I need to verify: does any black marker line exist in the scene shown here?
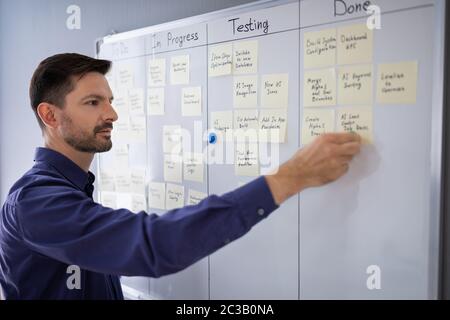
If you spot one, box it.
[300,4,433,30]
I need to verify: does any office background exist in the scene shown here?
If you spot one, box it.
[1,0,450,299]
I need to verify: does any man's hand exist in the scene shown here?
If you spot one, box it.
[265,132,362,205]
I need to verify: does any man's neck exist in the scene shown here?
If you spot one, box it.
[44,139,94,173]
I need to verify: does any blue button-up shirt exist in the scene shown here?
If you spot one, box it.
[0,147,278,299]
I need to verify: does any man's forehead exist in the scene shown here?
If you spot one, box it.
[70,72,112,96]
[72,71,107,85]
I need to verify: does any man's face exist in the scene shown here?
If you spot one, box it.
[57,72,117,153]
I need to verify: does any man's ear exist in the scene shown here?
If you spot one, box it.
[36,103,59,129]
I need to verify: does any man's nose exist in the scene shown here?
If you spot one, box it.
[105,102,118,122]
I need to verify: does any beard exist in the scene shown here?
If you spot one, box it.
[60,114,113,153]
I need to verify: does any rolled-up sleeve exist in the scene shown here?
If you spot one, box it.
[14,176,278,278]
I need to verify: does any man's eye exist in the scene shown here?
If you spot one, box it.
[87,100,99,106]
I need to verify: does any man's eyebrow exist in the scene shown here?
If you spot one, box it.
[80,94,114,102]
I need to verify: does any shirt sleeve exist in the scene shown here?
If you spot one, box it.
[14,176,279,277]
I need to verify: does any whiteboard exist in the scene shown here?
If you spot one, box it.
[96,0,447,299]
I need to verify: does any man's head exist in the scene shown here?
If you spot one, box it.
[30,53,117,153]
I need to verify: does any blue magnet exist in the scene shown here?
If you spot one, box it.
[208,132,217,144]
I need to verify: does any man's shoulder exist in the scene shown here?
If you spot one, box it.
[5,163,76,207]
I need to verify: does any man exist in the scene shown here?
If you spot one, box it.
[0,53,361,299]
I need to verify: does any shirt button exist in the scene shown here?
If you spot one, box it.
[257,208,265,216]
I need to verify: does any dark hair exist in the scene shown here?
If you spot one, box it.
[29,53,111,129]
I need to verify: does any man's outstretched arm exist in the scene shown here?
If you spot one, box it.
[10,132,360,277]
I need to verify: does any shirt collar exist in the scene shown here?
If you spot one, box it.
[34,147,95,191]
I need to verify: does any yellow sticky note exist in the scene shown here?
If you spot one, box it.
[131,194,147,213]
[130,168,146,195]
[181,86,202,116]
[336,107,373,144]
[261,74,289,108]
[100,192,117,209]
[187,189,208,205]
[376,61,418,105]
[234,109,259,142]
[170,55,189,85]
[211,111,233,142]
[235,142,259,177]
[337,24,373,65]
[234,75,258,108]
[147,87,165,116]
[148,182,166,210]
[148,58,166,87]
[304,28,337,69]
[301,109,335,145]
[183,152,204,183]
[128,88,145,116]
[162,125,182,154]
[338,65,373,105]
[113,144,129,169]
[259,109,288,143]
[163,154,182,184]
[303,68,336,107]
[208,43,233,77]
[112,115,130,142]
[114,170,132,193]
[129,115,146,142]
[166,183,185,210]
[112,97,130,142]
[113,90,130,117]
[233,40,258,74]
[117,65,134,89]
[99,170,115,192]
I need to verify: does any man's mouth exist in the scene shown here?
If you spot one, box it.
[96,125,113,132]
[96,129,112,137]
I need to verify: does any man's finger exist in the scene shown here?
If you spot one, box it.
[337,155,354,164]
[323,132,361,145]
[336,141,361,156]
